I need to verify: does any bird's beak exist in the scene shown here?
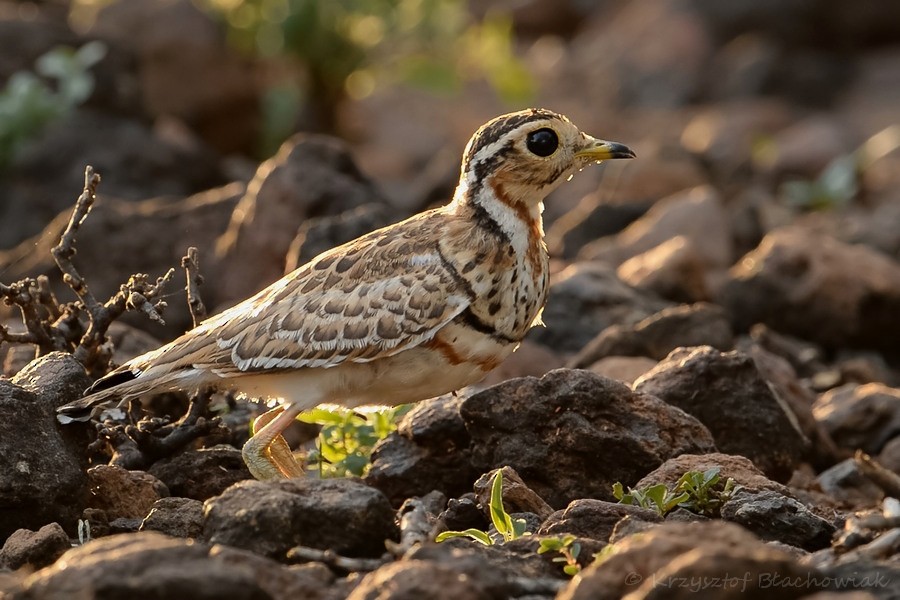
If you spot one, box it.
[575,136,636,162]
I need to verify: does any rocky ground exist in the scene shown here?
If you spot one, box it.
[2,0,900,598]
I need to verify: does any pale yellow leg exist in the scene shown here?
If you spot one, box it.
[242,404,305,480]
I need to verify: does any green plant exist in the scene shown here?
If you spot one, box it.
[538,534,582,576]
[675,468,737,517]
[0,42,106,169]
[298,404,410,478]
[780,154,858,211]
[613,468,738,517]
[198,0,533,151]
[435,469,530,545]
[612,481,689,516]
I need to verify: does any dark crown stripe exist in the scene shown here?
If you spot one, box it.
[463,108,561,170]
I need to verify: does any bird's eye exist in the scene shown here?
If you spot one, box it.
[525,128,559,157]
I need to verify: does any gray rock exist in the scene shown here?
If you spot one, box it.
[570,302,733,368]
[720,489,836,551]
[636,453,791,496]
[816,459,885,509]
[366,395,477,506]
[460,369,716,507]
[345,559,493,600]
[149,445,252,501]
[634,347,809,481]
[203,478,397,560]
[0,523,70,570]
[139,497,203,538]
[0,353,91,539]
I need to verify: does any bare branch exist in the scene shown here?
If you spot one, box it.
[286,546,389,572]
[51,166,102,309]
[181,247,206,328]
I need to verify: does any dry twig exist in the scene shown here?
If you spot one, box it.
[286,546,390,572]
[181,246,206,327]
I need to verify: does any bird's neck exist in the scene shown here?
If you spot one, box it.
[451,174,545,259]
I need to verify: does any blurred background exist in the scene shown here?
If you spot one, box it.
[2,0,900,364]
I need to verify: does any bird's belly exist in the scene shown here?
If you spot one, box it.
[227,326,515,410]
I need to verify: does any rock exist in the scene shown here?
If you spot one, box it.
[546,196,652,260]
[285,203,401,272]
[721,227,900,352]
[0,353,90,539]
[634,347,809,481]
[214,135,386,306]
[878,436,900,474]
[816,459,884,509]
[139,497,203,538]
[345,559,493,600]
[1,109,225,249]
[366,395,477,506]
[557,520,822,600]
[570,302,733,368]
[472,467,554,521]
[0,183,243,338]
[90,0,260,154]
[744,342,843,469]
[203,478,397,560]
[478,340,566,389]
[148,445,252,501]
[617,236,712,303]
[17,531,333,600]
[720,489,836,551]
[0,523,70,570]
[813,383,900,455]
[579,186,733,270]
[636,453,791,496]
[587,356,658,385]
[527,262,670,354]
[460,369,716,507]
[761,116,848,178]
[87,465,169,521]
[539,499,662,543]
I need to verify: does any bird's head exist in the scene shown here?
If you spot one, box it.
[457,108,635,208]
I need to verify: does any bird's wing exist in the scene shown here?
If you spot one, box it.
[133,213,472,379]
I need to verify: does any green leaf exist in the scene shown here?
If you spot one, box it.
[435,529,493,545]
[612,482,625,501]
[489,470,512,540]
[563,564,580,576]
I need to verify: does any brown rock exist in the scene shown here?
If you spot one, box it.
[346,559,492,600]
[460,369,716,507]
[636,453,790,496]
[813,383,900,455]
[215,135,385,306]
[87,465,169,521]
[202,478,398,560]
[557,520,819,600]
[479,340,566,388]
[539,499,662,543]
[0,523,70,570]
[148,445,252,501]
[139,497,203,538]
[721,227,900,352]
[617,236,711,302]
[570,302,733,368]
[579,185,733,269]
[528,262,670,354]
[588,356,658,385]
[18,531,332,600]
[634,347,810,481]
[472,467,554,521]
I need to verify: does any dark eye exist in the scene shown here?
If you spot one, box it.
[526,128,559,157]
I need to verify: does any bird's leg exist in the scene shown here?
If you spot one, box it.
[243,404,305,480]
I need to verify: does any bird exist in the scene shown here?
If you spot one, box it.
[57,108,635,480]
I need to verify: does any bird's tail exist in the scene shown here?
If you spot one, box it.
[56,366,143,423]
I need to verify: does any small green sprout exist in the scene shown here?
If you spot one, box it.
[298,404,410,478]
[436,469,530,545]
[538,534,582,576]
[613,468,738,517]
